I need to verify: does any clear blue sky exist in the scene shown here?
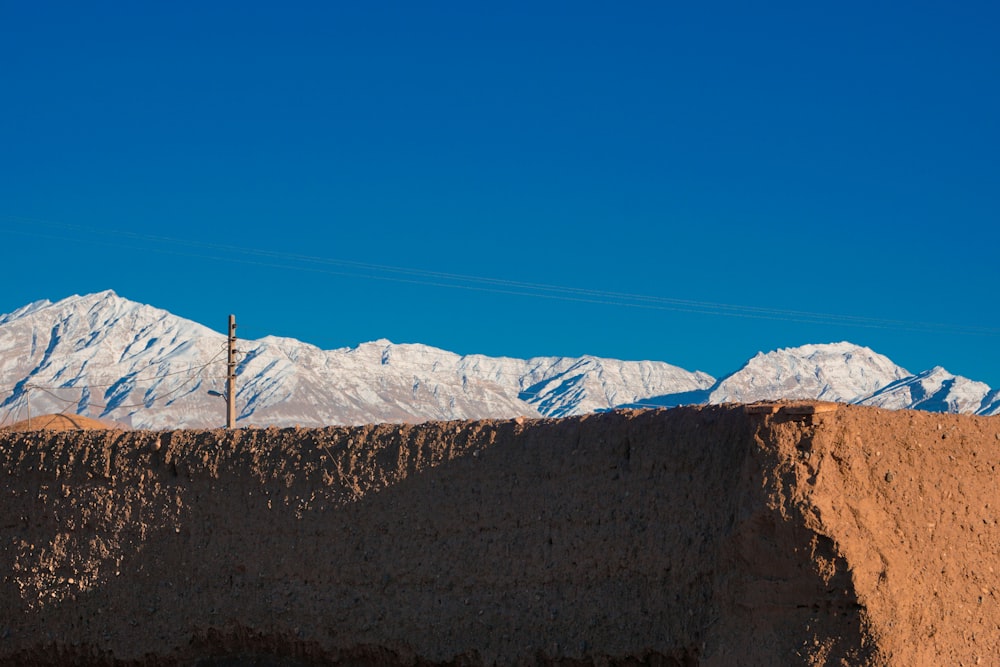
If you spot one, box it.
[2,1,998,385]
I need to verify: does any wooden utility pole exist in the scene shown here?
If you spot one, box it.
[226,314,237,429]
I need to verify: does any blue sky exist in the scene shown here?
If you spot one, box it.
[2,1,999,385]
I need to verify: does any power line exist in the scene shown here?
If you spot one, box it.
[17,347,229,414]
[54,342,233,390]
[10,343,701,422]
[3,215,998,337]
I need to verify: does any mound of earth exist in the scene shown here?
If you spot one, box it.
[0,403,997,665]
[1,413,124,432]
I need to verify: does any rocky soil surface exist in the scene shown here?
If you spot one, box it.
[0,404,998,665]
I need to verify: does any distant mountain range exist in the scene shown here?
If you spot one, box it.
[0,291,996,429]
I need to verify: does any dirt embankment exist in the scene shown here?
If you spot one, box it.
[0,404,997,666]
[1,413,122,432]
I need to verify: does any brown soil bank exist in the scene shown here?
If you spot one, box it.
[0,404,998,666]
[2,413,122,432]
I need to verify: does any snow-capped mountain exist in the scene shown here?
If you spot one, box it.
[857,366,997,415]
[0,291,995,429]
[0,291,714,428]
[708,342,911,405]
[706,342,1000,416]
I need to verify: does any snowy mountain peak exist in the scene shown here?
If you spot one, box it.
[78,288,119,303]
[709,342,911,405]
[0,298,51,326]
[0,292,995,428]
[858,365,994,414]
[0,292,716,428]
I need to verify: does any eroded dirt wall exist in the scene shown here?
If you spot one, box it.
[0,405,997,665]
[780,408,1000,665]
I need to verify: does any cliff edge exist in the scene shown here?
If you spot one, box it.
[0,404,997,665]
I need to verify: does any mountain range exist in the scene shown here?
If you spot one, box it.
[1,290,997,429]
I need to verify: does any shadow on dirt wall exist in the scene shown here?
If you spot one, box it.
[1,408,869,665]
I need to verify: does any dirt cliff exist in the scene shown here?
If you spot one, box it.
[0,404,997,665]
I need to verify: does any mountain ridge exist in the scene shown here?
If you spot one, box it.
[0,290,995,428]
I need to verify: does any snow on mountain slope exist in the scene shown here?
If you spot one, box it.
[454,352,715,417]
[708,342,912,405]
[0,293,994,427]
[0,291,226,428]
[0,298,51,326]
[857,366,995,414]
[0,292,714,428]
[229,339,715,425]
[232,337,541,427]
[979,390,1000,416]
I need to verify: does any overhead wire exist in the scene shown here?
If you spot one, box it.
[1,215,996,421]
[51,342,232,390]
[18,346,230,415]
[11,339,696,423]
[3,215,999,337]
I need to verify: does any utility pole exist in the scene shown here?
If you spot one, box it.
[226,314,237,429]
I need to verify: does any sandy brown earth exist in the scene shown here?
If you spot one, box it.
[0,403,997,665]
[1,413,122,432]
